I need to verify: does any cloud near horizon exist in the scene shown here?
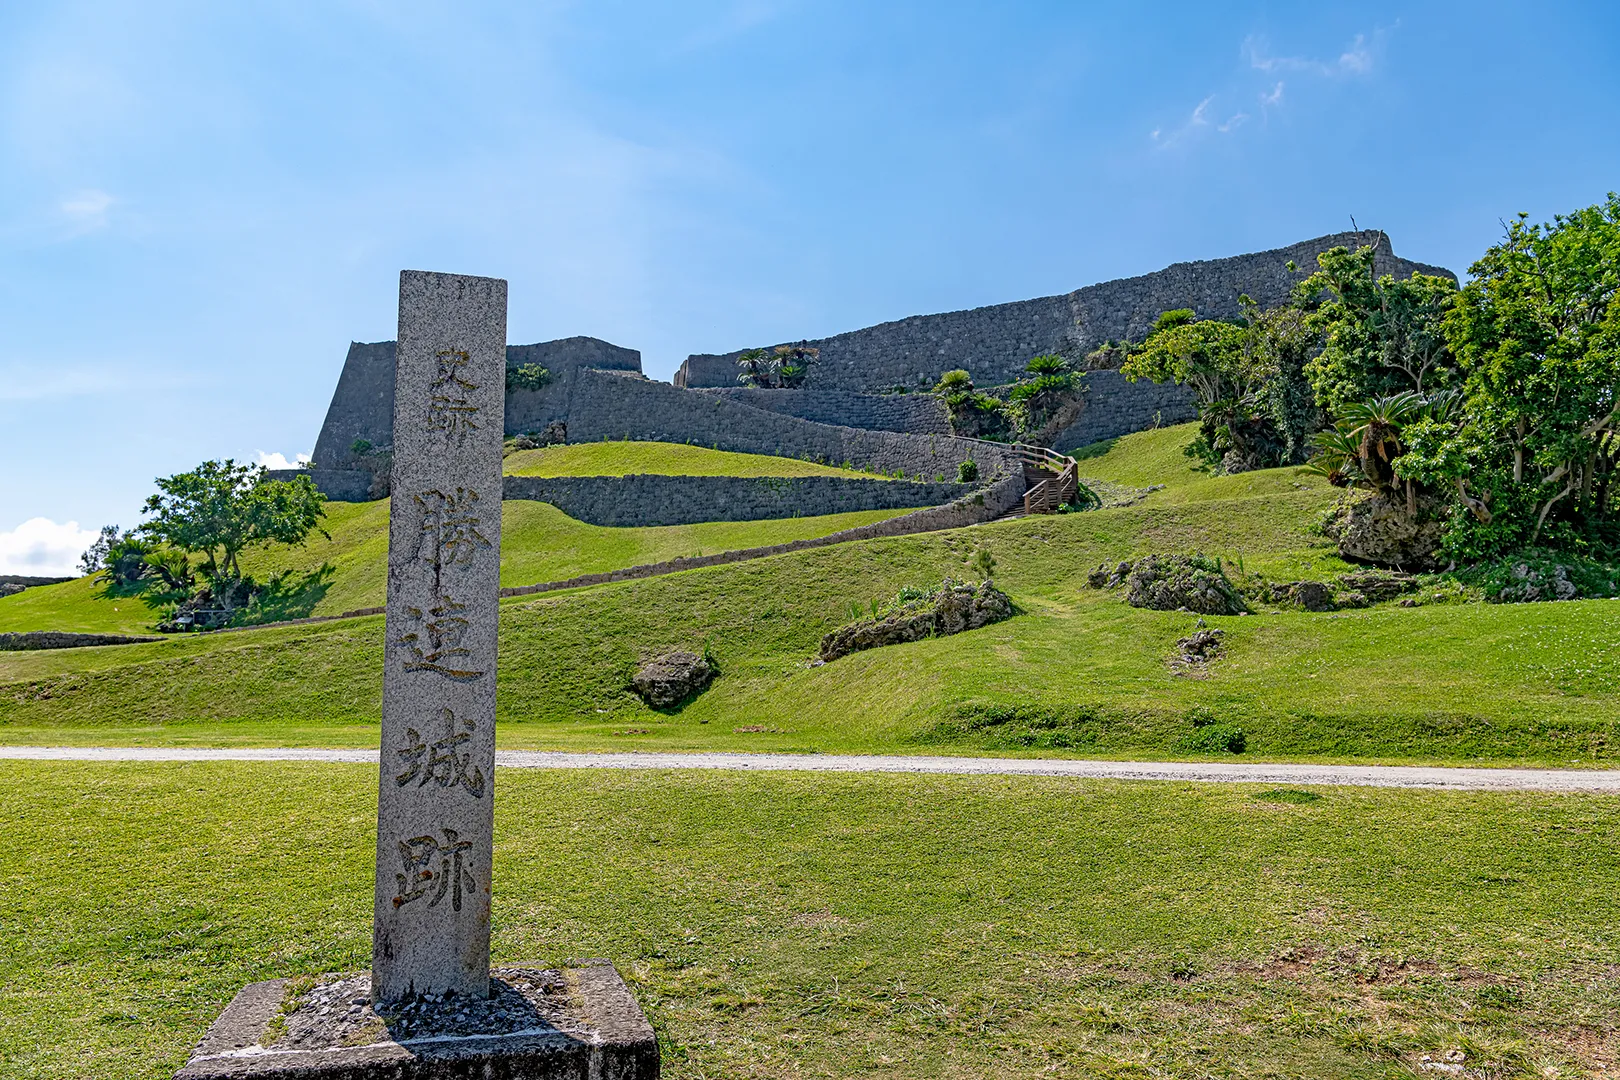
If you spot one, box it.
[256,451,312,471]
[0,517,99,577]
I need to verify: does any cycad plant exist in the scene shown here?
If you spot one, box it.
[1307,390,1465,517]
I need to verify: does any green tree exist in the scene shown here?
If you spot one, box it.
[1123,310,1261,467]
[1246,302,1321,465]
[1433,195,1620,554]
[78,525,121,575]
[932,369,1010,440]
[1006,354,1081,440]
[140,461,329,584]
[1295,243,1460,415]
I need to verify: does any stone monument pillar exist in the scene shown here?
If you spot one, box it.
[176,271,657,1079]
[372,270,507,1002]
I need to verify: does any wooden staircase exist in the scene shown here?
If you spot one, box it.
[1013,443,1081,515]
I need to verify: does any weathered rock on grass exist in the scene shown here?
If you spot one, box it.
[1497,562,1581,603]
[1105,556,1247,616]
[1324,491,1446,571]
[1175,628,1224,664]
[819,580,1013,662]
[631,650,716,708]
[1337,569,1418,602]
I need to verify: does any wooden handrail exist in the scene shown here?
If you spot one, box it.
[1017,442,1081,515]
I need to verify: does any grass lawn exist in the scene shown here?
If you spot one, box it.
[503,440,888,479]
[2,762,1615,1078]
[3,424,1617,765]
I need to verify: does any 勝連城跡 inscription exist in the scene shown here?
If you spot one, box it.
[373,271,507,1003]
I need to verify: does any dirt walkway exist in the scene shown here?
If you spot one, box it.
[2,746,1617,792]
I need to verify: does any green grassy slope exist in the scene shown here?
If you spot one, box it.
[504,439,886,478]
[6,762,1617,1078]
[0,502,912,635]
[4,424,1618,763]
[0,440,919,635]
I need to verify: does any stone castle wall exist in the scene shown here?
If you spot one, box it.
[696,387,953,434]
[310,336,642,470]
[566,369,1020,481]
[1053,371,1199,453]
[501,473,972,527]
[675,231,1454,392]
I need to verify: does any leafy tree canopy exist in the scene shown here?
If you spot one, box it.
[140,460,328,583]
[1425,194,1620,555]
[1294,243,1460,414]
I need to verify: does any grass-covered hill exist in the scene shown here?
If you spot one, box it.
[4,423,1618,764]
[502,439,891,479]
[0,442,918,635]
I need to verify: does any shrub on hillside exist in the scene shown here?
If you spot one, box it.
[1458,551,1620,603]
[505,363,551,392]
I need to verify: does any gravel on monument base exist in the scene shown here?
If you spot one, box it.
[2,746,1618,792]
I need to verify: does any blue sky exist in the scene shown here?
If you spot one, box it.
[2,1,1617,574]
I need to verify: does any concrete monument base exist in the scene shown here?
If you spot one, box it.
[175,962,658,1079]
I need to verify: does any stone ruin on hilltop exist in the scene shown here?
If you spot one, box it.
[279,231,1452,531]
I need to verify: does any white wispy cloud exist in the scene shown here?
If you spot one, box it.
[1243,32,1380,77]
[0,518,99,577]
[1151,95,1213,147]
[1152,96,1255,146]
[60,188,113,231]
[255,451,311,471]
[1260,81,1285,107]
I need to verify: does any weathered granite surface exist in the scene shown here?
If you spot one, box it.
[374,270,507,1002]
[173,963,658,1079]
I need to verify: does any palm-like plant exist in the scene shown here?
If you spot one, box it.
[1336,392,1428,489]
[1308,390,1467,515]
[1304,426,1365,486]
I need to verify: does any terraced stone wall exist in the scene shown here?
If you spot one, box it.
[566,370,1019,481]
[501,474,973,527]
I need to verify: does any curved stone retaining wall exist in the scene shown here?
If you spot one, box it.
[501,470,1025,599]
[0,631,161,650]
[567,369,1019,480]
[226,472,1028,632]
[501,474,973,527]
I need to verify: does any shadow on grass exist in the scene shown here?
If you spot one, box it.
[233,565,337,626]
[92,578,185,617]
[1070,437,1119,461]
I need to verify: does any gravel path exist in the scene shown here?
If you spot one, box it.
[2,746,1617,792]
